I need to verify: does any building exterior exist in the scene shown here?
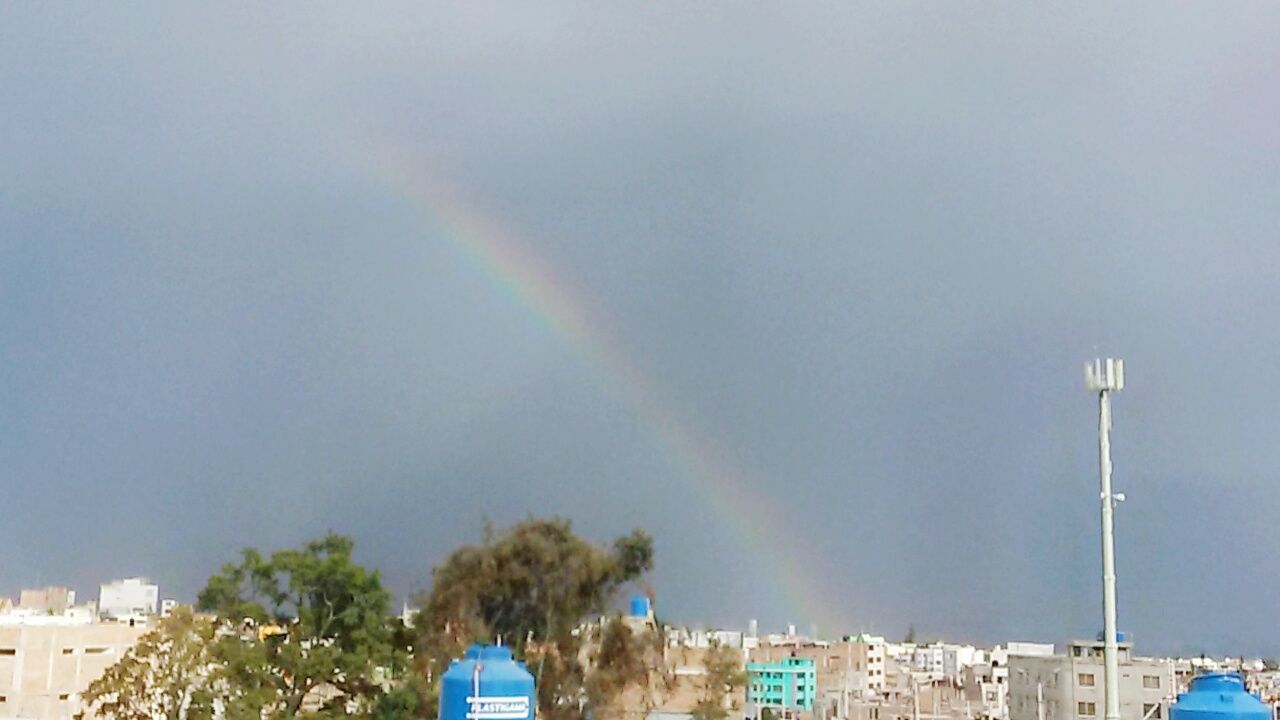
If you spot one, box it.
[963,662,1007,720]
[17,588,75,615]
[1008,641,1175,720]
[877,668,972,720]
[97,578,158,621]
[748,657,818,713]
[1006,643,1056,658]
[908,644,981,679]
[0,583,161,720]
[0,617,148,719]
[914,645,948,676]
[749,635,888,719]
[753,636,887,692]
[959,642,1055,720]
[846,635,888,694]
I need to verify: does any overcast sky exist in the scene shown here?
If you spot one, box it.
[3,3,1280,656]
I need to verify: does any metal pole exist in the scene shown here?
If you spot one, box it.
[1088,358,1124,720]
[1099,389,1120,720]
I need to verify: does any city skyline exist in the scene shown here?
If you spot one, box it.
[4,3,1280,657]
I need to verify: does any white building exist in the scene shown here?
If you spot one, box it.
[907,643,982,680]
[914,645,947,675]
[963,662,1007,720]
[665,626,750,651]
[1006,643,1056,658]
[885,642,915,664]
[98,578,159,620]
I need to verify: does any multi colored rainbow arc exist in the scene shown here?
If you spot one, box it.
[367,141,844,633]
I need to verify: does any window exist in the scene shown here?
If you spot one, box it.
[1078,673,1095,687]
[85,647,109,655]
[1078,702,1097,717]
[62,648,74,655]
[0,649,14,656]
[1144,704,1162,719]
[58,694,69,701]
[1143,676,1161,689]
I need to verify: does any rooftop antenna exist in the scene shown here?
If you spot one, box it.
[1086,358,1125,720]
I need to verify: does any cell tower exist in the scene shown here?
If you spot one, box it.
[1085,358,1124,720]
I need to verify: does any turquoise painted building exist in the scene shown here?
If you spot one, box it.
[746,657,816,711]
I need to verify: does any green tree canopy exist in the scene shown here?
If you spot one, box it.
[197,533,406,718]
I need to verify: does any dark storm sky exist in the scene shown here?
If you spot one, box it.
[3,3,1280,656]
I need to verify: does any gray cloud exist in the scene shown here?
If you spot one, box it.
[2,2,1280,655]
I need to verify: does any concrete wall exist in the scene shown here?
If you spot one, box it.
[15,589,74,615]
[0,622,148,720]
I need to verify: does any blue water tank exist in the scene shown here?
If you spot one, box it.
[440,645,535,720]
[1171,673,1269,720]
[630,595,651,618]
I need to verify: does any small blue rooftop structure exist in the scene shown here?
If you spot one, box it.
[1171,673,1268,720]
[440,645,535,720]
[630,595,651,618]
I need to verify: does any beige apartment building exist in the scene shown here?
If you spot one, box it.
[0,620,147,720]
[1008,640,1175,720]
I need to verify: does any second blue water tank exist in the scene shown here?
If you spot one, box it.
[1171,673,1268,720]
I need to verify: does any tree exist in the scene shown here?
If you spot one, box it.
[584,620,647,713]
[78,607,220,720]
[904,625,917,644]
[690,643,746,720]
[416,518,654,720]
[420,519,653,653]
[584,619,673,720]
[371,676,427,720]
[197,533,405,718]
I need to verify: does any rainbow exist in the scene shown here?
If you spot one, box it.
[365,141,845,634]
